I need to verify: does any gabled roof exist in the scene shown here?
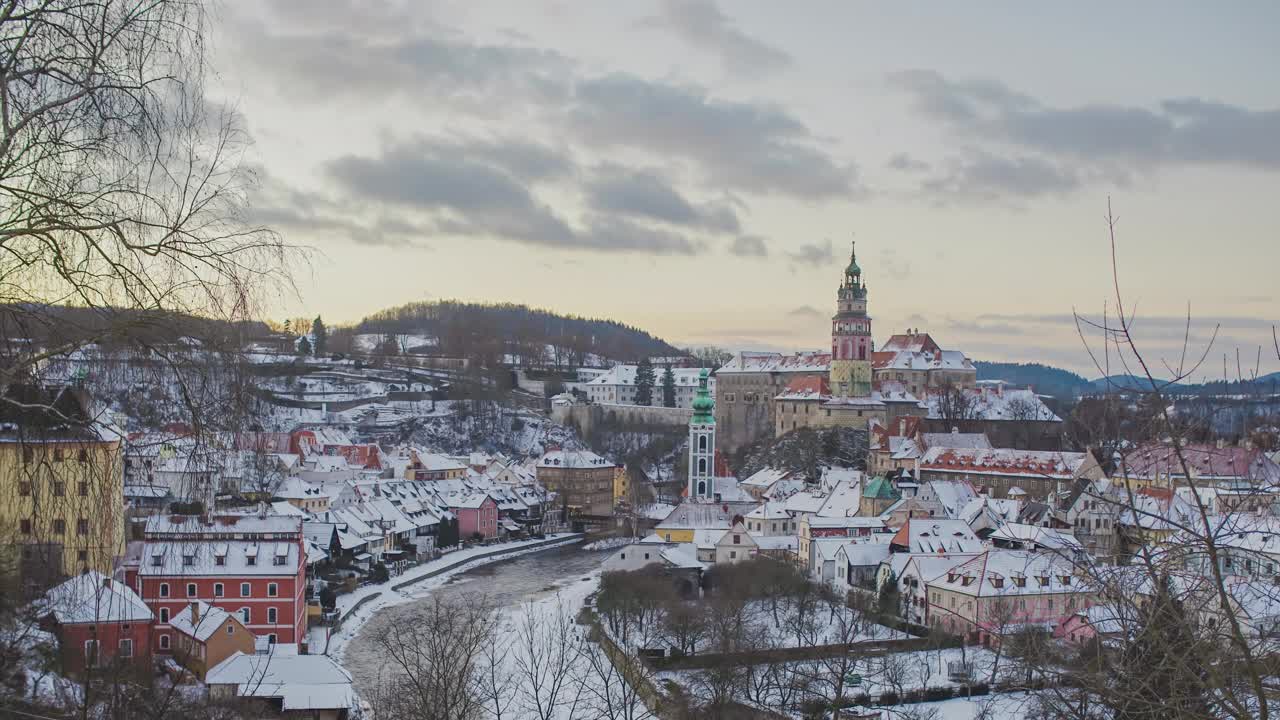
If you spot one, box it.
[863,475,901,500]
[169,601,242,642]
[716,351,830,374]
[44,571,152,625]
[890,518,983,554]
[206,652,355,711]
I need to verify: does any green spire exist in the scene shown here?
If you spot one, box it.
[691,368,715,423]
[846,240,861,277]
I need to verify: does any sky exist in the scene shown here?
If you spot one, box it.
[210,1,1280,379]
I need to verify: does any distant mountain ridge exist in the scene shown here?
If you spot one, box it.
[976,360,1280,398]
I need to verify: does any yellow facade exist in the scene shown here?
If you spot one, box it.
[0,440,125,594]
[656,528,696,543]
[829,359,872,397]
[613,466,629,506]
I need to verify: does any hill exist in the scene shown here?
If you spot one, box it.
[351,300,684,368]
[974,361,1091,399]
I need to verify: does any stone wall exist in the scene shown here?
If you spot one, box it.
[552,403,692,436]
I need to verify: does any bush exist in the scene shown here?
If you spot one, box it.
[370,563,389,583]
[878,692,898,705]
[965,683,990,696]
[924,687,954,702]
[319,586,337,610]
[851,694,870,706]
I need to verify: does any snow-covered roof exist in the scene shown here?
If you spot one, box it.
[206,652,355,711]
[874,348,974,372]
[586,364,711,387]
[145,514,302,537]
[891,519,984,554]
[138,539,301,577]
[169,601,241,642]
[919,447,1091,479]
[933,550,1086,598]
[414,451,467,472]
[656,501,758,530]
[274,477,324,500]
[920,432,993,451]
[816,479,863,518]
[989,523,1083,551]
[745,501,791,520]
[925,386,1061,423]
[741,468,790,489]
[44,571,152,625]
[717,351,830,374]
[661,544,706,570]
[537,449,615,469]
[836,538,893,567]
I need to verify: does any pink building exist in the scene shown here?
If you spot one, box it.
[42,571,154,678]
[450,493,499,540]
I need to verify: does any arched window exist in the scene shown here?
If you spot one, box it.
[697,481,706,496]
[698,436,707,451]
[858,344,866,360]
[698,458,707,474]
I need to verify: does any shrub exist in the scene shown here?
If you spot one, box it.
[878,692,899,705]
[925,687,954,702]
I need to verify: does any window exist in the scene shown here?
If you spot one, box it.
[19,519,31,535]
[159,607,169,623]
[76,518,88,536]
[84,640,99,665]
[214,583,224,598]
[183,555,194,567]
[159,583,169,598]
[18,482,31,496]
[268,634,277,645]
[733,534,741,545]
[77,550,88,562]
[215,555,226,566]
[729,551,737,560]
[246,556,256,567]
[186,583,197,597]
[267,607,278,624]
[240,607,250,624]
[118,639,133,658]
[273,556,286,566]
[644,553,650,560]
[77,481,88,497]
[52,519,65,534]
[267,583,278,597]
[240,583,250,597]
[159,634,170,650]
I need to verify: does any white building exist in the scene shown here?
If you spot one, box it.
[585,364,715,407]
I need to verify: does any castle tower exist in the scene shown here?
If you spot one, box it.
[829,241,873,397]
[688,369,716,501]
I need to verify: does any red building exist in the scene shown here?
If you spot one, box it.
[290,428,382,469]
[125,515,307,653]
[450,493,499,540]
[42,571,154,677]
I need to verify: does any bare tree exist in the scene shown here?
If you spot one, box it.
[511,596,587,720]
[369,596,495,720]
[934,381,979,427]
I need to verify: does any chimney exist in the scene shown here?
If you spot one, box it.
[190,602,200,625]
[898,418,906,436]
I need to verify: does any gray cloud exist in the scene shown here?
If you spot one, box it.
[585,165,739,232]
[569,73,858,199]
[787,305,824,318]
[921,150,1082,201]
[729,235,768,257]
[887,152,931,172]
[787,239,835,268]
[642,0,791,77]
[891,69,1280,172]
[323,137,699,254]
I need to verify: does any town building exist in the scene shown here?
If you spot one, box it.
[126,514,307,653]
[536,449,616,516]
[872,331,977,397]
[688,369,717,501]
[1,386,125,595]
[41,570,153,678]
[584,364,714,407]
[917,446,1104,501]
[713,351,830,452]
[167,600,255,680]
[207,651,356,719]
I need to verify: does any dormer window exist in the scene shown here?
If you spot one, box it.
[947,572,958,583]
[1013,575,1027,588]
[961,575,974,587]
[1037,576,1049,587]
[1059,575,1072,585]
[990,575,1005,589]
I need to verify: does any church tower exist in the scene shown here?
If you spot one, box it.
[829,241,873,397]
[688,369,716,501]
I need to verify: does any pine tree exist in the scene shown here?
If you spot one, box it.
[1112,574,1210,720]
[634,357,655,406]
[661,365,677,407]
[297,336,312,356]
[311,316,327,356]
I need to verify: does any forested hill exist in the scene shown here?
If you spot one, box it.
[975,361,1091,399]
[353,300,684,366]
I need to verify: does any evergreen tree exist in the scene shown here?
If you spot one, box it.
[282,318,292,336]
[1112,574,1210,720]
[661,365,677,407]
[296,336,312,356]
[312,316,327,356]
[634,357,656,406]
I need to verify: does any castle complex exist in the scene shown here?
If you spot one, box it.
[714,242,978,452]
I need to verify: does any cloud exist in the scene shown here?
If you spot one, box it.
[890,68,1280,172]
[787,305,825,318]
[876,247,912,281]
[584,165,739,232]
[887,152,931,172]
[786,239,835,268]
[920,150,1082,201]
[568,73,859,199]
[642,0,791,77]
[321,136,700,254]
[728,235,768,257]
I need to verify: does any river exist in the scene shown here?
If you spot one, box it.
[341,542,609,695]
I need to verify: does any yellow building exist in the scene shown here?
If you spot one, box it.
[0,387,125,597]
[612,466,630,508]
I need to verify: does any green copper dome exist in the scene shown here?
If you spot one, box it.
[691,368,715,422]
[846,241,861,277]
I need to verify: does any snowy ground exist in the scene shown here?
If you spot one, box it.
[326,534,584,660]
